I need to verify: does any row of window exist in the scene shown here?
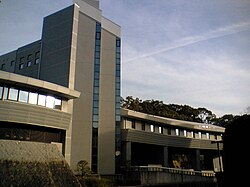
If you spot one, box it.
[19,58,40,70]
[130,120,222,140]
[18,51,40,70]
[0,58,40,71]
[0,86,62,110]
[0,60,15,70]
[0,51,40,71]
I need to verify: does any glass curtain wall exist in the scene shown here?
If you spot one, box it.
[91,22,101,173]
[115,37,121,173]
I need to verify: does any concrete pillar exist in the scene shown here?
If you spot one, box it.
[192,149,201,171]
[163,146,169,167]
[125,141,131,166]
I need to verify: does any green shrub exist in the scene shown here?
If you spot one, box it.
[77,176,116,187]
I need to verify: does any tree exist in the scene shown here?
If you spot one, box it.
[77,160,92,177]
[121,96,218,124]
[211,114,240,128]
[197,107,216,124]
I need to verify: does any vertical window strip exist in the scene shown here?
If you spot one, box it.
[115,37,121,173]
[91,22,101,173]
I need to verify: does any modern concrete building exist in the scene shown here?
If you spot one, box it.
[120,108,225,173]
[0,0,121,175]
[0,0,225,180]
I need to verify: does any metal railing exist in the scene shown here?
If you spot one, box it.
[122,166,216,177]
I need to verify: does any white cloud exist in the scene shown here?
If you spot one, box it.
[124,20,250,63]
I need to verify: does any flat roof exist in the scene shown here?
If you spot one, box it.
[121,108,225,133]
[0,71,80,100]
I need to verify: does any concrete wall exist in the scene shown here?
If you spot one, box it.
[14,41,41,79]
[70,10,97,170]
[98,29,117,174]
[0,51,16,73]
[0,0,121,176]
[122,129,221,150]
[40,6,75,87]
[0,100,71,130]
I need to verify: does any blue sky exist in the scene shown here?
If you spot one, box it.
[0,0,250,117]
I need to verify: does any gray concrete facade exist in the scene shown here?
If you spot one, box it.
[121,108,225,173]
[0,0,121,175]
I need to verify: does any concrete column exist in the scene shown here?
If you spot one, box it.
[163,146,169,167]
[125,141,131,166]
[192,149,201,171]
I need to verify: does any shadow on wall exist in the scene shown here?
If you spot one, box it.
[222,114,250,187]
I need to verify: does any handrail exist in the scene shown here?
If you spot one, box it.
[121,166,216,177]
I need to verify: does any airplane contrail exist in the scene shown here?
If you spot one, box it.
[124,20,250,63]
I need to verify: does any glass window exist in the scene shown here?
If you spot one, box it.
[3,87,9,99]
[94,72,99,79]
[11,61,15,66]
[115,89,120,96]
[96,32,101,39]
[93,122,98,128]
[116,108,121,115]
[116,39,120,47]
[8,88,18,101]
[150,125,155,132]
[95,58,100,65]
[18,90,28,103]
[159,126,162,134]
[93,87,99,94]
[198,132,202,139]
[93,107,99,115]
[176,129,179,136]
[93,100,99,108]
[191,131,194,138]
[54,98,61,109]
[184,130,187,137]
[27,61,32,67]
[95,45,100,52]
[28,92,38,105]
[93,93,99,101]
[95,40,100,46]
[115,115,121,121]
[116,53,120,59]
[115,103,120,109]
[19,63,24,70]
[35,58,40,64]
[0,86,3,99]
[46,95,55,108]
[95,52,100,59]
[93,114,99,122]
[94,64,100,72]
[94,80,99,86]
[38,94,46,106]
[206,132,210,139]
[132,120,135,129]
[116,76,120,83]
